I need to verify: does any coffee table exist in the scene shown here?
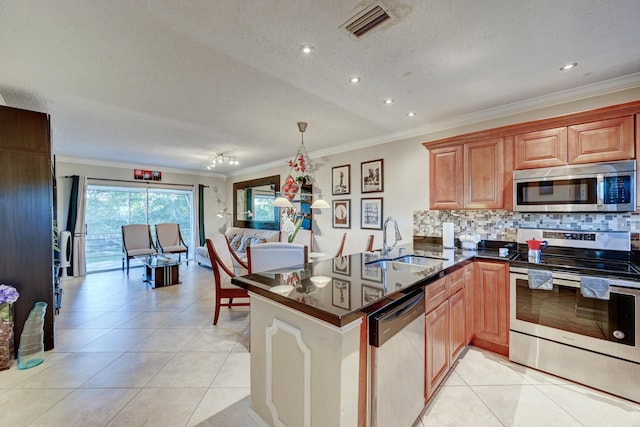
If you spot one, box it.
[134,254,186,288]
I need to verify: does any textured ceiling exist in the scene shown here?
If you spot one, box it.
[1,0,640,174]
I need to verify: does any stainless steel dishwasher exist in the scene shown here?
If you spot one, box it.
[369,289,425,427]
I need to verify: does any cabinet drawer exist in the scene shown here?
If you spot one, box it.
[425,277,448,313]
[446,267,465,297]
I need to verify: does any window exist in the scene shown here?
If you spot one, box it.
[85,184,194,272]
[253,191,276,222]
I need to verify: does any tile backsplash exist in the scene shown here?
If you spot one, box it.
[413,210,640,242]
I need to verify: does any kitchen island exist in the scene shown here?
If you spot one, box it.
[232,243,481,427]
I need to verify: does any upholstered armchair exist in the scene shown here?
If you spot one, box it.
[155,223,189,263]
[121,224,156,274]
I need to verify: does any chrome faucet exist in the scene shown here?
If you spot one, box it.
[381,216,402,257]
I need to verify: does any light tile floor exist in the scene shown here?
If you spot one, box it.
[1,264,638,426]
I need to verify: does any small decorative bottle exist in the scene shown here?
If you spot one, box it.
[17,302,47,370]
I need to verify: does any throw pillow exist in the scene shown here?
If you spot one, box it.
[237,235,251,253]
[229,234,243,251]
[250,237,267,246]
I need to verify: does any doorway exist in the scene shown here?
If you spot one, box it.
[85,184,194,272]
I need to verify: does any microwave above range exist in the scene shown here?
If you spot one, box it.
[513,160,636,212]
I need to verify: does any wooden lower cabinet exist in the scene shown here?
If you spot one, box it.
[472,261,509,356]
[464,263,475,344]
[449,289,466,362]
[425,299,449,399]
[425,271,468,400]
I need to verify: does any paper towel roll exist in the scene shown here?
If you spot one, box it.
[442,222,455,248]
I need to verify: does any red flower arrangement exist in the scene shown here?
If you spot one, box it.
[288,154,306,173]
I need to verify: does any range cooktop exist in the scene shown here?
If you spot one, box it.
[512,252,640,275]
[513,228,640,279]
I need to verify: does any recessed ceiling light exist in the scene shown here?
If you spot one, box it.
[300,44,314,54]
[349,76,361,84]
[560,62,578,71]
[407,112,416,117]
[384,98,394,105]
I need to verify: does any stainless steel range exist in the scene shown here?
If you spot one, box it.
[509,229,640,403]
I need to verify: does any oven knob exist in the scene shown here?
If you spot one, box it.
[613,330,625,340]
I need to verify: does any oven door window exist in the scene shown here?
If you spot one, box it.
[515,278,635,346]
[516,178,597,206]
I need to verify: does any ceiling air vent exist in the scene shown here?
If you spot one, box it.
[340,1,396,38]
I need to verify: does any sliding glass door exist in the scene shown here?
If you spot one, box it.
[85,184,193,272]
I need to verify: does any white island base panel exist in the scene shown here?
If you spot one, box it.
[247,293,364,427]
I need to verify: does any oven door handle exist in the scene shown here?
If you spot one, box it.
[510,272,580,289]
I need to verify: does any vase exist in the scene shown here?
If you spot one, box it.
[18,302,47,370]
[0,303,14,371]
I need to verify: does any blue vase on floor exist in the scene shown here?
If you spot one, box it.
[18,302,47,370]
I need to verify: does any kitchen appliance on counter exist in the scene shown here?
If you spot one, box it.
[458,232,482,250]
[510,228,640,402]
[513,160,636,212]
[368,289,425,427]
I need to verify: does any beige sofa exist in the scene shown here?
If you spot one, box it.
[196,227,280,268]
[196,226,313,268]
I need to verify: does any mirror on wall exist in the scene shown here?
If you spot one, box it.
[233,175,281,230]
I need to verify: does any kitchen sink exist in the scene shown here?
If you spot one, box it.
[365,259,396,269]
[394,255,447,268]
[365,256,444,272]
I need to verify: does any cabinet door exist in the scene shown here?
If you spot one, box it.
[464,138,504,209]
[464,263,475,345]
[567,115,634,164]
[425,276,448,314]
[449,289,466,363]
[0,106,54,352]
[474,261,509,347]
[425,300,449,399]
[429,145,464,210]
[514,127,568,169]
[446,267,465,297]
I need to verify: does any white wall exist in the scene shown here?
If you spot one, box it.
[55,160,228,244]
[227,138,429,255]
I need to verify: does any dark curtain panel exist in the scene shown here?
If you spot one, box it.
[66,175,79,276]
[198,184,206,246]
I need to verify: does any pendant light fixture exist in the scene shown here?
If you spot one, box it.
[272,122,329,210]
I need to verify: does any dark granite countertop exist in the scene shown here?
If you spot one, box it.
[231,239,516,327]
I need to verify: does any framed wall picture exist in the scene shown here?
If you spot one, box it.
[361,197,383,230]
[332,199,350,228]
[362,284,384,305]
[333,255,351,275]
[332,164,350,195]
[361,252,383,282]
[361,159,383,193]
[332,279,351,310]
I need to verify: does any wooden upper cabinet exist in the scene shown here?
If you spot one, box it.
[429,145,463,210]
[567,115,634,164]
[464,138,504,209]
[514,127,568,169]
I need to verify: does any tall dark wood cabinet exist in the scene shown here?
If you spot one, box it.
[0,105,54,352]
